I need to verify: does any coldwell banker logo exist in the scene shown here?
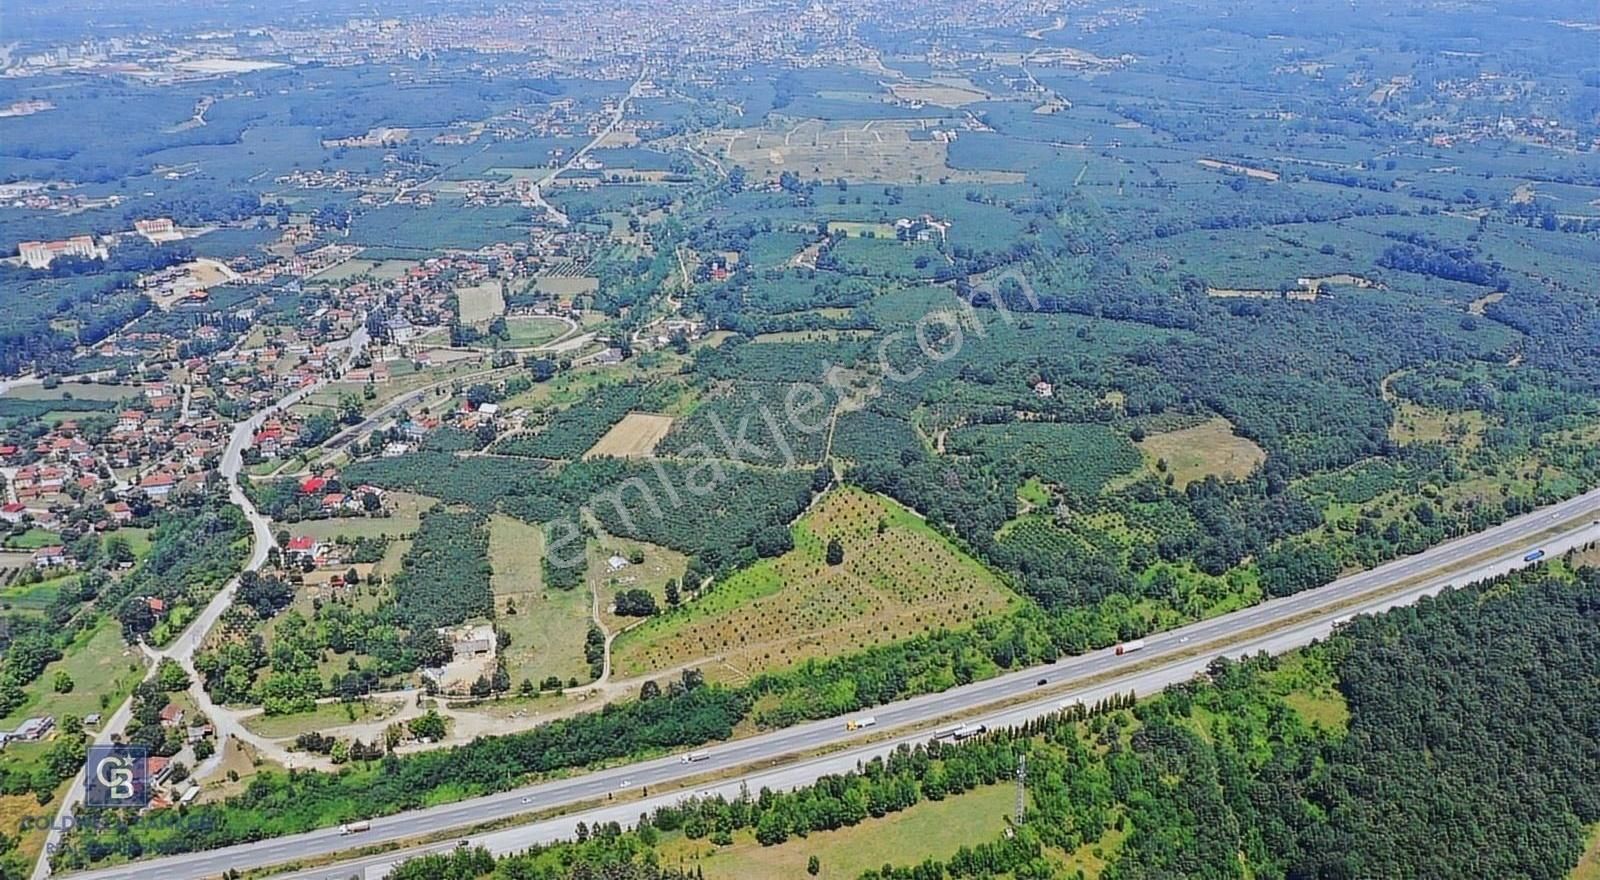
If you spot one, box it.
[85,745,149,808]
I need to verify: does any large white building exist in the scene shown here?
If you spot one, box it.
[135,217,183,243]
[18,235,105,269]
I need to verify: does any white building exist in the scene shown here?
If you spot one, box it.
[18,235,105,269]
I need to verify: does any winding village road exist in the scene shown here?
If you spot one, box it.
[31,324,370,879]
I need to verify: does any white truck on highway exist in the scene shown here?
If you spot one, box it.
[339,820,371,835]
[846,716,877,731]
[680,750,710,764]
[1115,639,1146,656]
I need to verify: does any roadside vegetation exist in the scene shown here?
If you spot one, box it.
[383,566,1600,880]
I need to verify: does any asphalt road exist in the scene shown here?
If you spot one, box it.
[58,486,1600,880]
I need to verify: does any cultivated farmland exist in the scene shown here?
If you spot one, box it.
[694,120,1023,185]
[611,487,1016,681]
[888,80,990,107]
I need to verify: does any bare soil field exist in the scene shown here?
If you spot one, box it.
[1197,158,1280,182]
[1469,291,1506,315]
[751,329,876,343]
[1208,274,1380,301]
[196,739,288,804]
[1205,287,1282,299]
[696,120,1023,185]
[585,412,675,459]
[889,80,988,107]
[456,281,507,326]
[418,347,485,365]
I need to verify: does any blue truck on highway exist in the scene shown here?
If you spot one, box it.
[1523,549,1546,563]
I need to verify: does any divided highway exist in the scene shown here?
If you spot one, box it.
[61,487,1600,880]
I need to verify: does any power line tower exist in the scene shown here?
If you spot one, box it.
[1014,753,1027,823]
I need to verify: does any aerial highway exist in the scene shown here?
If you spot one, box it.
[59,487,1600,880]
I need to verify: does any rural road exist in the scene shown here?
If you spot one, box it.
[54,486,1600,880]
[527,69,647,226]
[160,323,377,772]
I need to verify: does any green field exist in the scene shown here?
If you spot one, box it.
[0,573,73,612]
[0,383,141,403]
[311,258,417,283]
[3,528,62,550]
[659,783,1015,880]
[240,697,406,739]
[279,491,429,542]
[0,619,147,728]
[589,532,688,636]
[488,516,592,687]
[1575,824,1600,880]
[1135,417,1267,488]
[502,315,571,348]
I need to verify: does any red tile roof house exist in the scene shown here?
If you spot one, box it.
[139,472,177,498]
[24,466,67,492]
[32,546,73,570]
[253,426,285,457]
[147,755,173,786]
[0,503,26,525]
[285,535,321,562]
[157,704,186,728]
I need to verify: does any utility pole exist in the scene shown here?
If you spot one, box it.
[1015,753,1027,823]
